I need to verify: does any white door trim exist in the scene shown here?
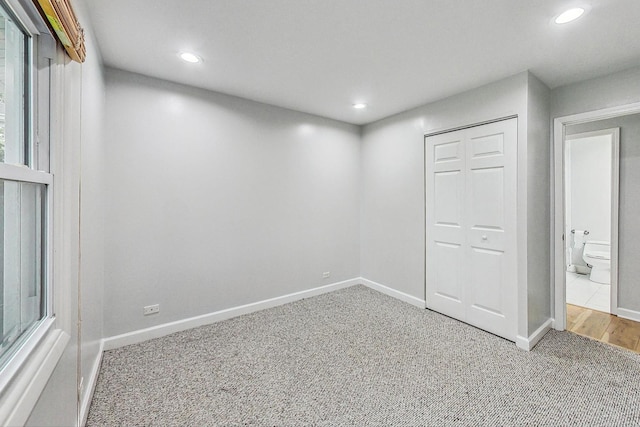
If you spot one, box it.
[553,102,640,330]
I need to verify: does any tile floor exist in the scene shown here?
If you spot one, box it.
[566,271,610,312]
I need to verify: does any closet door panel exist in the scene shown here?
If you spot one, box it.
[431,241,464,312]
[465,119,517,340]
[468,246,507,334]
[434,171,463,226]
[469,247,504,313]
[426,118,517,342]
[426,131,466,319]
[469,167,505,229]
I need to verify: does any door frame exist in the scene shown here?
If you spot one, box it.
[564,128,620,313]
[553,102,640,330]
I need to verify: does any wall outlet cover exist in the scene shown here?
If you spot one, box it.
[143,304,160,315]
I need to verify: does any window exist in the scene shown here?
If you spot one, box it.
[0,1,62,424]
[0,181,46,361]
[0,3,25,166]
[0,0,52,369]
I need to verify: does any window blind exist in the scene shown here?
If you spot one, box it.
[35,0,85,62]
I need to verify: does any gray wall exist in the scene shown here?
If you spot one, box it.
[19,23,640,424]
[552,65,640,315]
[78,14,106,414]
[360,71,552,340]
[567,135,612,242]
[552,66,640,118]
[526,74,552,334]
[360,72,528,301]
[566,114,640,314]
[103,69,361,337]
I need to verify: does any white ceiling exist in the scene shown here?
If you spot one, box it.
[84,0,640,125]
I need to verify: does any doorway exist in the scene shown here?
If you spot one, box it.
[554,103,640,351]
[564,128,618,314]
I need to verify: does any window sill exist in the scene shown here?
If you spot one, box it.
[0,318,70,426]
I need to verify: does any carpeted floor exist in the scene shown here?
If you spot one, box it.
[87,285,640,426]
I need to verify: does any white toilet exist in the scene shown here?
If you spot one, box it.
[582,241,611,284]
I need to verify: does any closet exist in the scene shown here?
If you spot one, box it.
[425,118,517,341]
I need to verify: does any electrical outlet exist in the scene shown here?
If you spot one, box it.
[143,304,160,315]
[322,271,331,279]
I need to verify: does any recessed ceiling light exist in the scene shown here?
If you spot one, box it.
[179,52,202,63]
[353,103,367,109]
[555,7,585,24]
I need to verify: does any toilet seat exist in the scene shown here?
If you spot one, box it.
[585,251,609,260]
[582,240,611,285]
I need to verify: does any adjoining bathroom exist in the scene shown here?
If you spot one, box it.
[564,128,618,313]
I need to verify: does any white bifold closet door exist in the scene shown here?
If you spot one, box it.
[425,118,517,341]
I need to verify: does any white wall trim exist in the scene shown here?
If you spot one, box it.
[516,318,553,351]
[0,328,69,427]
[360,278,426,309]
[79,340,104,427]
[617,307,640,323]
[103,278,361,350]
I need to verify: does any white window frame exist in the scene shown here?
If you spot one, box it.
[0,1,69,425]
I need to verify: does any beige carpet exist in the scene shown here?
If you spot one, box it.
[87,285,640,426]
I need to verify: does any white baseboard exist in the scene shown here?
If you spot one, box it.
[617,307,640,322]
[360,278,426,309]
[103,278,361,350]
[516,318,553,351]
[80,340,104,427]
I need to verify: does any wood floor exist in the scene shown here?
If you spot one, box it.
[567,304,640,353]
